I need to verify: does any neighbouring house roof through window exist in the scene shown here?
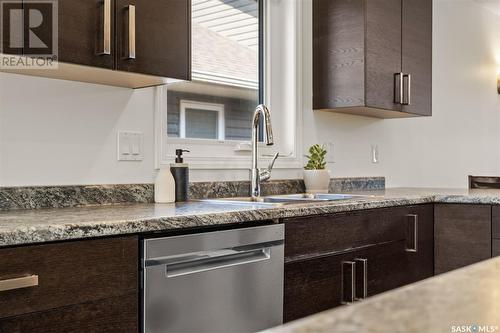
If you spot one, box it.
[191,0,259,89]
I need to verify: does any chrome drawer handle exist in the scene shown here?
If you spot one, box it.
[402,74,411,105]
[354,258,368,300]
[0,275,39,292]
[394,72,403,104]
[341,261,356,304]
[126,5,136,59]
[98,0,111,55]
[406,214,418,252]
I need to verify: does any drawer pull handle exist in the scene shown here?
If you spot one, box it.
[394,72,403,104]
[402,74,412,105]
[341,261,356,304]
[125,5,136,59]
[354,258,368,300]
[0,275,39,292]
[406,214,418,252]
[98,0,111,55]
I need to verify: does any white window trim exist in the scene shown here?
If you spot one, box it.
[155,0,304,170]
[179,100,225,140]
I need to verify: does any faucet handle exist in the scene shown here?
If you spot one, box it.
[267,152,279,171]
[259,152,279,182]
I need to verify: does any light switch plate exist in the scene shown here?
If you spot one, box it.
[118,131,144,161]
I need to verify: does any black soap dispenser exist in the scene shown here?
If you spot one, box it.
[170,149,190,202]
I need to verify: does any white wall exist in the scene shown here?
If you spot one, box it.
[0,74,156,186]
[1,0,499,188]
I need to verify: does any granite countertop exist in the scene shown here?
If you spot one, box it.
[261,256,500,333]
[3,187,500,247]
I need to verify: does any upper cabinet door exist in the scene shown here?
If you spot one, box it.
[401,0,432,116]
[115,0,191,80]
[365,0,402,112]
[58,0,115,69]
[312,0,365,109]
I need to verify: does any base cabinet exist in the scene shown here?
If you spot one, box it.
[283,204,434,322]
[0,236,138,332]
[284,240,410,322]
[0,294,137,333]
[434,204,492,274]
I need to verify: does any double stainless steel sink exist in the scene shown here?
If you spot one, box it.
[202,193,371,207]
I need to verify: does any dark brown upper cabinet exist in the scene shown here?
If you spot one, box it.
[313,0,432,118]
[57,0,115,69]
[1,0,191,87]
[61,0,191,80]
[115,0,191,79]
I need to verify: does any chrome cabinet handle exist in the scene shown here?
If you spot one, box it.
[341,261,356,304]
[405,214,418,252]
[126,5,136,59]
[98,0,111,55]
[165,247,271,278]
[0,275,39,292]
[354,258,367,300]
[402,74,411,105]
[394,73,403,104]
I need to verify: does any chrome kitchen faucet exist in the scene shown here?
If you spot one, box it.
[250,105,279,199]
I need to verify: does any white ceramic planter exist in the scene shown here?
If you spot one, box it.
[303,169,331,194]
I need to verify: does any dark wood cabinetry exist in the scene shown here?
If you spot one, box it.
[0,236,138,332]
[57,0,115,69]
[284,240,409,322]
[313,0,432,118]
[365,0,402,112]
[434,204,492,274]
[283,204,434,322]
[115,0,190,79]
[0,294,138,333]
[401,0,433,115]
[3,0,190,86]
[492,206,500,257]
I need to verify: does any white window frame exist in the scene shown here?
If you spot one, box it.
[155,0,304,170]
[179,100,225,140]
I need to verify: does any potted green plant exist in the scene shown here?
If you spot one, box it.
[304,144,330,194]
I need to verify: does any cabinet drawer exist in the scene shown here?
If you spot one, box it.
[284,240,408,322]
[435,204,491,274]
[0,236,138,319]
[0,293,137,333]
[284,205,431,260]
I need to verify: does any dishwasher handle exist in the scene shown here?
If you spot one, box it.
[164,243,279,278]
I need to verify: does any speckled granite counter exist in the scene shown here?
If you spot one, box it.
[261,256,500,333]
[3,187,500,247]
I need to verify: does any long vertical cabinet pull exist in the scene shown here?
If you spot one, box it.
[402,74,411,105]
[354,258,368,300]
[341,261,356,304]
[99,0,112,55]
[126,5,136,59]
[405,214,418,252]
[394,73,403,104]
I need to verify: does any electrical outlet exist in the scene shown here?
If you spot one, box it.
[371,145,379,164]
[118,131,144,161]
[324,142,335,163]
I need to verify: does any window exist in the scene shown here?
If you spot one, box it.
[156,0,303,170]
[167,0,261,142]
[180,100,225,140]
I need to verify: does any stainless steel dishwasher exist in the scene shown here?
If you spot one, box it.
[142,224,284,333]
